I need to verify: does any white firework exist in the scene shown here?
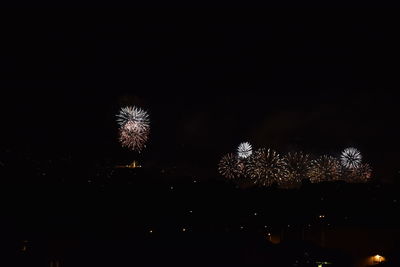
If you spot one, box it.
[116,106,150,131]
[116,106,150,152]
[340,147,362,169]
[237,142,252,159]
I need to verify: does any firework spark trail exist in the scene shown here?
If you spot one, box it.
[218,153,240,179]
[119,121,149,152]
[246,148,287,187]
[346,163,372,183]
[117,106,150,152]
[117,106,150,127]
[281,151,311,188]
[308,155,341,183]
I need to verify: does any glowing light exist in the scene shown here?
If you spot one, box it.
[117,106,149,128]
[282,151,311,188]
[119,120,149,152]
[308,155,341,183]
[218,153,240,179]
[347,163,372,183]
[237,142,252,159]
[341,147,362,169]
[372,254,385,264]
[117,106,150,152]
[246,148,287,187]
[116,160,142,169]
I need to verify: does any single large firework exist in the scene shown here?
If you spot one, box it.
[246,148,287,187]
[218,153,241,179]
[308,155,341,183]
[117,106,150,129]
[119,121,149,152]
[282,151,311,188]
[117,106,150,152]
[340,147,362,169]
[237,142,252,159]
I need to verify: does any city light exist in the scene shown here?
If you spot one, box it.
[373,254,385,263]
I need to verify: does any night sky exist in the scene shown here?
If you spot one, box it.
[2,13,399,181]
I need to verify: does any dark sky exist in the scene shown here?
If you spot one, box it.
[1,13,399,180]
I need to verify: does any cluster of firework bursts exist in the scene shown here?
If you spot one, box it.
[116,106,150,152]
[218,143,372,188]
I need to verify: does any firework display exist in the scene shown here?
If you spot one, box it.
[119,121,149,152]
[282,152,311,188]
[237,142,253,159]
[218,143,372,188]
[117,106,150,152]
[345,163,372,183]
[114,107,374,186]
[218,153,240,179]
[246,148,287,187]
[340,147,362,169]
[117,106,150,129]
[308,155,341,183]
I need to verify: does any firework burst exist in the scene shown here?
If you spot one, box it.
[119,121,149,152]
[340,147,362,169]
[117,106,150,128]
[346,163,372,183]
[237,142,252,159]
[282,151,311,188]
[308,155,341,183]
[218,153,240,179]
[246,148,287,187]
[117,106,150,152]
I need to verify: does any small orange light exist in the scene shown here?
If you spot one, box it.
[373,255,385,263]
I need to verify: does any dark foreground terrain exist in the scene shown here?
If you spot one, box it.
[1,153,400,267]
